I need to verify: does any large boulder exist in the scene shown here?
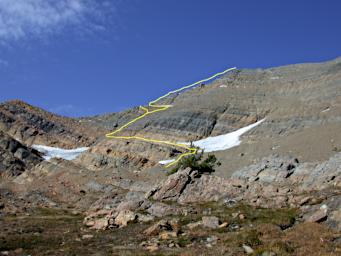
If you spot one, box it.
[144,219,179,236]
[147,167,243,204]
[149,168,197,201]
[114,210,137,227]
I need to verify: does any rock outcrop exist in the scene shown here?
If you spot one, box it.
[141,153,341,230]
[0,130,43,177]
[232,153,341,191]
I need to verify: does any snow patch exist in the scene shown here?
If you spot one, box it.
[32,145,89,161]
[159,159,176,165]
[191,119,265,152]
[320,204,328,210]
[159,119,265,165]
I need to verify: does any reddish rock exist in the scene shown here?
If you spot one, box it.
[306,209,328,223]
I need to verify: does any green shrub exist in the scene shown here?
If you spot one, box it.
[169,151,221,175]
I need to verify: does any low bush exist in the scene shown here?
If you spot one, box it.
[168,151,221,175]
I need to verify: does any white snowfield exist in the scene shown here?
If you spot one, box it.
[190,118,265,152]
[32,145,89,161]
[159,119,265,165]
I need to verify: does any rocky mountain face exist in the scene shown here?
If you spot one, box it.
[0,58,340,255]
[77,57,341,172]
[0,100,106,149]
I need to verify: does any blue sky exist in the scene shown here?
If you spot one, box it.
[0,0,340,117]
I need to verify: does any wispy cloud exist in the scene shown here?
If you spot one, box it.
[0,0,115,43]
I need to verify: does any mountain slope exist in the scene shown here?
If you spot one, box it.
[77,57,341,172]
[0,100,107,149]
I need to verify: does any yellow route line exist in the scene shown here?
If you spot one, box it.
[106,67,237,168]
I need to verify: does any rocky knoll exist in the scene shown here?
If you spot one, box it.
[0,130,42,178]
[83,152,340,233]
[0,100,106,149]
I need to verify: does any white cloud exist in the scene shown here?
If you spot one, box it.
[0,0,115,42]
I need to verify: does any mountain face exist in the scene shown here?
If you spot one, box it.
[77,57,341,172]
[0,58,340,255]
[0,100,106,149]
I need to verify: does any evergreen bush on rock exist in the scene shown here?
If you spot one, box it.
[168,150,221,175]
